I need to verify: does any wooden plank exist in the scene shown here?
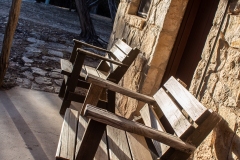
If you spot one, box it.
[75,119,106,160]
[164,77,208,124]
[107,48,140,83]
[94,132,108,160]
[61,59,73,75]
[126,132,153,160]
[80,83,103,115]
[107,126,132,160]
[105,53,118,73]
[165,111,222,160]
[115,39,132,54]
[56,108,79,160]
[153,88,194,139]
[86,74,156,104]
[84,105,196,154]
[77,48,128,67]
[60,52,85,115]
[75,116,108,160]
[110,45,127,61]
[140,104,169,156]
[85,65,101,78]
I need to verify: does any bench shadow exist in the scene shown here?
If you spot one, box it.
[214,119,240,160]
[0,91,49,160]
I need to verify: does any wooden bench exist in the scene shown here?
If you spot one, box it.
[56,77,222,160]
[58,39,140,115]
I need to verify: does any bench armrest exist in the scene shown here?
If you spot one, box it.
[85,74,156,104]
[74,39,111,54]
[77,48,128,67]
[84,105,196,154]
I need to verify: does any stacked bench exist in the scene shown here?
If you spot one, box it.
[58,39,140,115]
[56,76,222,160]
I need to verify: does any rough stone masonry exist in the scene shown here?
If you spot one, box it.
[189,0,240,159]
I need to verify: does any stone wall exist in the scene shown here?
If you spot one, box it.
[189,0,240,159]
[109,0,188,118]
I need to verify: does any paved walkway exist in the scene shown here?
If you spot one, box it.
[0,87,81,160]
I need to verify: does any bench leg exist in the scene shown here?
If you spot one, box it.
[58,79,66,98]
[59,53,86,115]
[59,97,72,115]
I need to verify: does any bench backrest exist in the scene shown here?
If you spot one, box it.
[97,39,140,83]
[140,76,221,159]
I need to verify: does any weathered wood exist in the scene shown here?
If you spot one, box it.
[60,52,85,115]
[140,104,169,156]
[115,39,132,54]
[164,111,222,160]
[126,132,153,160]
[107,48,139,83]
[80,83,103,115]
[75,115,108,160]
[73,39,112,54]
[164,77,209,124]
[59,39,139,115]
[86,74,156,104]
[84,105,196,154]
[0,0,22,87]
[76,48,129,67]
[177,79,187,88]
[75,119,106,160]
[70,40,83,63]
[61,59,73,76]
[109,45,127,62]
[153,88,195,139]
[107,126,132,160]
[56,109,79,160]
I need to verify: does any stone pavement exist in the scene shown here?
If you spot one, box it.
[0,87,81,160]
[0,0,112,94]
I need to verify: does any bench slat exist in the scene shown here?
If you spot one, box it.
[153,88,194,139]
[115,39,132,54]
[126,132,153,160]
[56,108,79,160]
[164,77,208,124]
[107,126,132,160]
[75,116,108,160]
[75,119,106,160]
[110,45,127,62]
[61,59,73,75]
[140,104,169,156]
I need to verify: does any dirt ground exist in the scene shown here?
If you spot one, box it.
[0,0,113,93]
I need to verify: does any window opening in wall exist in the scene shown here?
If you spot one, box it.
[137,0,151,18]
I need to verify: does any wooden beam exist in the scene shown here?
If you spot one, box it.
[80,83,103,115]
[0,0,22,86]
[83,105,196,154]
[73,39,112,54]
[140,104,169,156]
[85,74,156,104]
